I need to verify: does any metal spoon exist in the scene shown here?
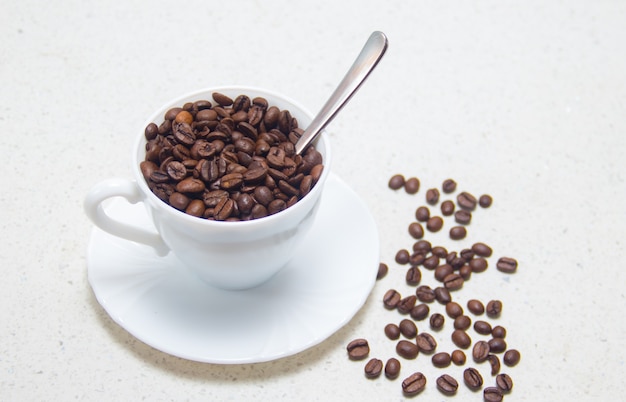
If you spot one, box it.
[294,31,389,155]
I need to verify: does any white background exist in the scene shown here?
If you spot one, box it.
[1,0,624,400]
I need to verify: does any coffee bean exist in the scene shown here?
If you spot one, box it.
[449,226,467,240]
[474,320,493,335]
[384,358,401,379]
[415,206,430,222]
[214,197,235,221]
[346,339,369,360]
[410,303,430,321]
[185,199,206,217]
[443,273,464,290]
[452,330,472,349]
[446,302,464,318]
[496,256,518,273]
[412,239,432,253]
[457,191,477,210]
[454,210,472,225]
[479,194,493,208]
[423,255,440,270]
[472,242,493,257]
[486,300,503,318]
[408,222,424,239]
[397,295,417,314]
[451,349,466,365]
[415,285,435,303]
[460,248,475,261]
[388,174,405,190]
[395,249,410,265]
[382,324,401,342]
[430,313,445,330]
[463,367,483,390]
[492,325,507,339]
[454,315,471,331]
[396,340,419,359]
[442,178,457,193]
[409,252,426,266]
[459,264,472,280]
[488,338,507,353]
[467,299,485,315]
[405,266,422,286]
[431,246,448,258]
[473,340,491,362]
[426,188,440,205]
[426,216,444,232]
[399,319,418,339]
[436,374,458,394]
[364,358,383,379]
[483,386,503,402]
[212,92,233,106]
[404,177,420,194]
[496,373,513,392]
[441,200,455,216]
[402,372,427,396]
[435,264,454,282]
[432,352,452,368]
[503,349,521,366]
[377,262,388,280]
[416,332,437,353]
[488,354,501,375]
[169,192,190,211]
[469,257,489,273]
[434,286,452,304]
[383,289,402,309]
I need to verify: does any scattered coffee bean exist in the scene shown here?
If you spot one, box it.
[430,313,445,330]
[399,319,418,339]
[395,249,410,265]
[364,358,383,379]
[347,339,370,360]
[426,188,440,205]
[488,354,501,375]
[413,239,432,254]
[473,340,491,362]
[469,257,489,273]
[415,285,436,303]
[396,340,419,359]
[486,300,503,318]
[436,374,458,394]
[457,191,477,210]
[445,301,464,318]
[479,194,493,208]
[385,323,401,340]
[410,303,430,321]
[415,206,430,222]
[404,177,420,194]
[503,349,521,367]
[408,222,424,239]
[377,262,388,280]
[405,266,422,286]
[441,200,455,216]
[496,373,513,392]
[496,256,518,273]
[454,210,472,225]
[431,246,448,258]
[460,248,475,261]
[488,338,508,353]
[463,367,484,390]
[449,225,467,240]
[397,295,417,314]
[443,273,464,290]
[384,358,401,379]
[423,254,440,270]
[416,332,437,353]
[383,289,402,309]
[402,372,427,396]
[442,178,457,193]
[474,320,493,335]
[452,330,472,349]
[459,264,472,280]
[467,299,485,315]
[388,174,405,190]
[472,242,493,257]
[432,352,452,368]
[409,252,426,266]
[492,325,507,339]
[426,216,444,232]
[435,263,453,282]
[434,286,452,304]
[453,315,472,331]
[483,386,503,402]
[451,349,467,365]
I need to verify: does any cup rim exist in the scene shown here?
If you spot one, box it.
[132,85,332,230]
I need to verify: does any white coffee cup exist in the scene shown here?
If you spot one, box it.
[84,86,331,290]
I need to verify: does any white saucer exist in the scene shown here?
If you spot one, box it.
[87,173,379,364]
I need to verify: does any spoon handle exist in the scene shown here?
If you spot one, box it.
[295,31,389,155]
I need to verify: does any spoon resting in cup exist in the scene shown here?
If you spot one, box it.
[294,31,389,155]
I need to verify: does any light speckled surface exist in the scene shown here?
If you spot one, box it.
[1,0,625,400]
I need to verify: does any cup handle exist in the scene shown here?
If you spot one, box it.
[84,178,170,256]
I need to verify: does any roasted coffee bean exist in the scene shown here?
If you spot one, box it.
[460,248,475,261]
[426,216,444,232]
[479,194,493,208]
[469,257,489,273]
[145,123,159,140]
[399,319,418,339]
[442,178,457,193]
[267,198,286,215]
[441,200,455,216]
[214,197,235,220]
[385,323,401,340]
[412,239,432,253]
[463,367,483,390]
[383,289,402,309]
[454,315,471,331]
[415,206,430,222]
[488,354,501,375]
[457,191,477,210]
[434,287,452,304]
[484,386,504,402]
[432,246,448,258]
[472,242,493,257]
[486,300,503,318]
[364,358,383,379]
[492,325,507,339]
[212,92,233,106]
[496,373,513,392]
[388,174,405,190]
[430,313,445,330]
[416,332,437,353]
[396,340,419,359]
[467,299,485,315]
[436,374,458,394]
[164,107,183,121]
[405,266,422,286]
[185,199,205,217]
[443,273,464,291]
[474,320,493,335]
[454,210,472,225]
[404,177,420,194]
[415,285,435,303]
[423,255,440,270]
[432,352,452,368]
[459,264,472,280]
[377,262,388,280]
[496,256,518,273]
[176,177,205,194]
[250,204,268,219]
[410,303,430,321]
[449,226,467,240]
[451,349,466,365]
[446,302,464,318]
[397,295,417,314]
[503,349,521,366]
[452,330,472,349]
[409,251,426,266]
[169,192,190,211]
[346,339,370,360]
[395,249,410,265]
[488,338,507,353]
[408,222,424,239]
[402,372,427,396]
[385,358,401,379]
[473,340,491,362]
[426,188,440,205]
[435,264,454,282]
[165,161,187,181]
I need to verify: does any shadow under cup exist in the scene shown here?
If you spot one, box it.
[133,86,332,290]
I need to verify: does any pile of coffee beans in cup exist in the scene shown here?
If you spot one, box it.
[349,175,520,400]
[140,92,324,221]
